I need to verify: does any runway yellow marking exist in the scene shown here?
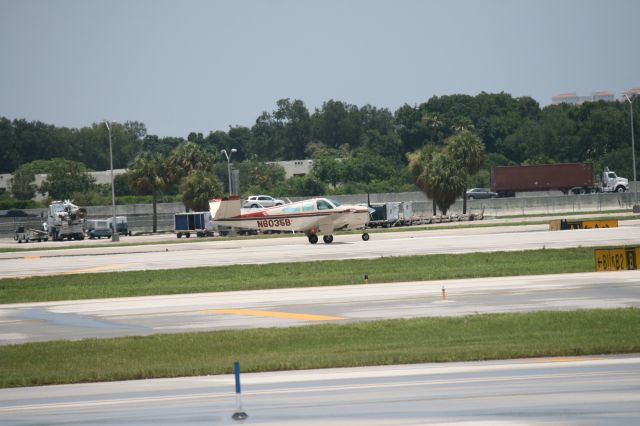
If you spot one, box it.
[62,264,134,274]
[205,309,345,321]
[0,319,42,324]
[24,255,41,260]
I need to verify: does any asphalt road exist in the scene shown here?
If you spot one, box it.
[2,271,639,345]
[1,222,640,278]
[1,355,638,425]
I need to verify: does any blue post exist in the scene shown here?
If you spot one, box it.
[234,361,241,394]
[232,361,248,420]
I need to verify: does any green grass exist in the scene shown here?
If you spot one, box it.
[1,308,638,388]
[0,247,596,304]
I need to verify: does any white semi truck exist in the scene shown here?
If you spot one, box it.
[47,200,86,241]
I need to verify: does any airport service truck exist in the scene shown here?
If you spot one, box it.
[491,163,629,197]
[47,200,85,241]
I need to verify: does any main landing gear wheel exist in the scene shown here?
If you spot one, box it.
[308,234,319,244]
[362,233,370,241]
[323,235,334,244]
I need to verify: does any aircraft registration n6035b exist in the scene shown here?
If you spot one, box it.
[209,196,372,244]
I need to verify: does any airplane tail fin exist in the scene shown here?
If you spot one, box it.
[209,196,241,220]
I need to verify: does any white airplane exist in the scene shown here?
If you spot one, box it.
[209,196,371,244]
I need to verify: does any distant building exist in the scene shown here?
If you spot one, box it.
[0,169,127,199]
[267,160,314,178]
[592,91,615,102]
[552,91,614,105]
[623,87,640,97]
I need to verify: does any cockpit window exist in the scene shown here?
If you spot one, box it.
[282,204,301,213]
[316,199,334,210]
[328,198,341,207]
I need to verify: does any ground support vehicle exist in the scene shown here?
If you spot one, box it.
[14,227,48,243]
[107,216,131,236]
[491,163,628,197]
[366,201,413,228]
[85,219,113,239]
[174,211,214,238]
[47,200,85,241]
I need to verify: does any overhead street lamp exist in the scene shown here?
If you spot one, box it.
[104,120,119,242]
[221,148,237,195]
[624,94,639,212]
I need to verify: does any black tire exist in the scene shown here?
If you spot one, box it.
[177,233,182,238]
[308,234,318,244]
[185,233,191,238]
[617,186,626,193]
[362,233,370,241]
[468,196,475,200]
[323,235,333,244]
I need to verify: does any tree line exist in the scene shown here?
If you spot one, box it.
[1,92,638,215]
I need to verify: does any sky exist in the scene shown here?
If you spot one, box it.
[1,0,639,138]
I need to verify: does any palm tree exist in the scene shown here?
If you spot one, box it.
[127,152,169,232]
[407,146,438,215]
[408,135,482,216]
[180,171,223,211]
[444,130,485,214]
[427,152,467,215]
[166,142,216,187]
[421,113,442,144]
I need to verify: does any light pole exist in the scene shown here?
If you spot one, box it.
[104,120,119,242]
[221,148,237,195]
[624,94,639,212]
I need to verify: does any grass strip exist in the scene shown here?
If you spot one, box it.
[0,247,595,304]
[1,308,638,388]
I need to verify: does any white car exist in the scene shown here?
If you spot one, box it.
[242,195,286,208]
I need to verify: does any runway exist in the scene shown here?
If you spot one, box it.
[1,355,638,425]
[2,271,639,345]
[1,223,640,278]
[1,224,639,423]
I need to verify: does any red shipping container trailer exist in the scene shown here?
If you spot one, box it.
[491,163,594,197]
